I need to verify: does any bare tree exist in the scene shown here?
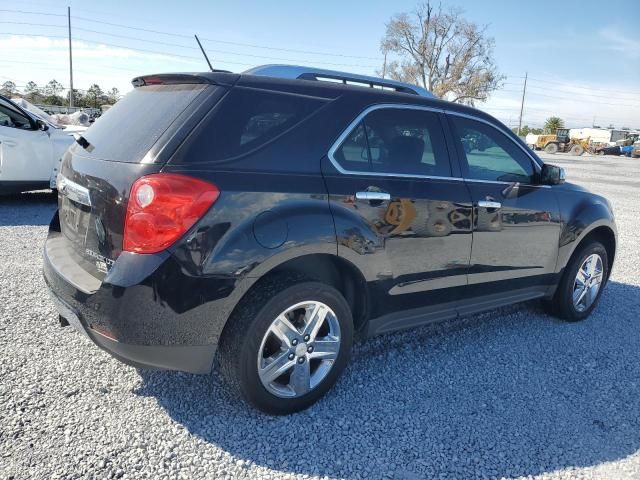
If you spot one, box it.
[380,2,503,105]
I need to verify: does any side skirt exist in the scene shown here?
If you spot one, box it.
[366,287,547,338]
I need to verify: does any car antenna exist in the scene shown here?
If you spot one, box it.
[194,34,214,72]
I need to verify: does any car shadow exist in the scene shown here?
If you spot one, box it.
[0,190,57,226]
[134,280,640,479]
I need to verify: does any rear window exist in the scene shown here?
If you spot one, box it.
[179,87,326,163]
[81,84,208,162]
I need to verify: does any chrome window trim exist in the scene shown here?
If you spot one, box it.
[327,103,549,188]
[327,103,460,182]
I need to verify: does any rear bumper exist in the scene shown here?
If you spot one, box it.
[47,290,215,373]
[42,226,233,374]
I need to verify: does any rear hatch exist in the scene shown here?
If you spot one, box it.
[55,74,233,282]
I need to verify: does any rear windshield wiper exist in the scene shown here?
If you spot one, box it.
[73,133,94,152]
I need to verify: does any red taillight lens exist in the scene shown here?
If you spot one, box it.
[123,173,219,254]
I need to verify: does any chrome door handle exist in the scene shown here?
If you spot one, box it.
[355,191,391,201]
[477,200,502,209]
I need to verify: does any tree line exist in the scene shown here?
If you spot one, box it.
[1,79,120,109]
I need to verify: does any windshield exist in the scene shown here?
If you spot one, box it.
[10,97,62,129]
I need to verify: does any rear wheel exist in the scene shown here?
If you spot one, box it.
[546,241,608,321]
[544,143,559,154]
[218,277,353,414]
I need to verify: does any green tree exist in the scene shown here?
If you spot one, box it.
[1,80,16,96]
[45,79,64,97]
[544,117,564,133]
[107,87,120,104]
[23,81,41,102]
[67,89,84,107]
[511,125,544,136]
[86,84,104,108]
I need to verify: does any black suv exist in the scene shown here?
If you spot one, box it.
[44,65,616,414]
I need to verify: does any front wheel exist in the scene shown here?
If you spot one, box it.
[219,278,353,414]
[546,241,609,321]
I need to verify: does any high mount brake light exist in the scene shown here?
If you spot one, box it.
[123,173,219,254]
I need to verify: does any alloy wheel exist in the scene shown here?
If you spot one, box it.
[257,301,341,398]
[572,253,604,312]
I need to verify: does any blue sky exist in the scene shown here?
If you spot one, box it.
[1,0,638,128]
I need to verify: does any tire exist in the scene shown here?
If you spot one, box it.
[218,276,353,414]
[569,144,585,156]
[544,143,559,154]
[546,241,609,321]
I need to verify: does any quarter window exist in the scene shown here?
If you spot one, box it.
[334,107,451,177]
[181,87,326,163]
[450,116,535,183]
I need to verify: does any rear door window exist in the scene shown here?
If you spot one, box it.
[80,84,209,163]
[333,107,451,177]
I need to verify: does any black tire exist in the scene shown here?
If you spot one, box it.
[546,241,609,321]
[544,143,559,154]
[218,276,353,414]
[569,144,585,156]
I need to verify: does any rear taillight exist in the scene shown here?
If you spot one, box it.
[123,173,219,254]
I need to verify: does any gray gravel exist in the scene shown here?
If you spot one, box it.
[1,153,640,480]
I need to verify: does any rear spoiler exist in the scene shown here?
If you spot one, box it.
[131,72,237,88]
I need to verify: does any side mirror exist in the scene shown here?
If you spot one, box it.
[541,163,565,185]
[35,119,49,132]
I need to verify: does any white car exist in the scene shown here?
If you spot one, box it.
[0,95,79,195]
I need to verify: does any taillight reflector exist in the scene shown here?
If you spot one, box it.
[123,173,219,254]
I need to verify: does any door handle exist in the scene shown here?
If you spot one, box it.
[477,200,502,209]
[2,140,16,147]
[355,191,391,201]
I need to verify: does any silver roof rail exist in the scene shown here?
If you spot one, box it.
[244,64,434,98]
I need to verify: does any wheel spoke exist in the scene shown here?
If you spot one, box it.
[290,361,311,395]
[309,338,340,361]
[574,286,588,307]
[303,304,328,341]
[575,268,588,286]
[592,271,603,285]
[270,315,299,347]
[587,255,597,276]
[260,351,295,384]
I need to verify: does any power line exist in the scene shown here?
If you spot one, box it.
[71,15,383,61]
[0,8,65,17]
[502,81,639,101]
[0,28,380,68]
[506,74,640,98]
[0,8,383,61]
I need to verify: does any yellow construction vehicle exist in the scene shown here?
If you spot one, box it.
[533,128,590,155]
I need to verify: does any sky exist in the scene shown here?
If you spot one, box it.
[1,0,638,129]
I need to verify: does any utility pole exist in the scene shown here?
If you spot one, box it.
[194,35,214,72]
[67,6,74,109]
[517,72,527,136]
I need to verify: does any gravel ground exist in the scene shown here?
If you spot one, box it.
[1,153,640,480]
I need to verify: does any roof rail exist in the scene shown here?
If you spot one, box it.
[244,64,433,98]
